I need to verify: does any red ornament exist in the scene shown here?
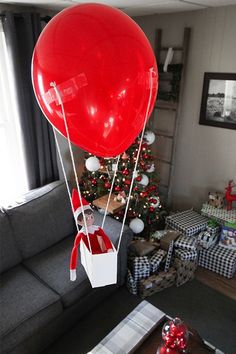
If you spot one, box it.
[162,318,189,351]
[121,152,129,160]
[135,176,142,182]
[32,3,158,158]
[115,186,121,192]
[104,182,111,189]
[149,207,154,212]
[122,168,129,176]
[125,179,131,185]
[91,178,97,186]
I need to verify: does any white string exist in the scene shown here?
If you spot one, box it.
[117,68,154,253]
[50,82,92,253]
[101,155,121,229]
[52,127,80,233]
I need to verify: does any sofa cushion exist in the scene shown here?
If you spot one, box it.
[0,211,22,274]
[24,235,92,308]
[5,181,76,259]
[0,265,63,353]
[94,211,130,247]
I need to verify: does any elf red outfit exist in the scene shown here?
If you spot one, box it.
[69,188,113,281]
[70,225,113,271]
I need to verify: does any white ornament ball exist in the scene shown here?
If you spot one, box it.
[146,164,155,173]
[85,156,100,172]
[144,130,155,145]
[139,174,149,186]
[129,218,144,234]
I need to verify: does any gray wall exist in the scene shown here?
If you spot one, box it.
[134,5,236,211]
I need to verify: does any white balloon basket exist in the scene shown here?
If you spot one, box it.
[80,240,118,288]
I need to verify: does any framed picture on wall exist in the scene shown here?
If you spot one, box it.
[199,72,236,130]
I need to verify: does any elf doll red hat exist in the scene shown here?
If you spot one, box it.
[72,188,92,219]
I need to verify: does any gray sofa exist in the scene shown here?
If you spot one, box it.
[0,181,133,354]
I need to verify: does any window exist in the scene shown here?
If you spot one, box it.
[0,20,28,206]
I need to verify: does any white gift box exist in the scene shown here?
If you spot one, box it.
[80,240,117,288]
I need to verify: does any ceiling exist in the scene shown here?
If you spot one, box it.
[1,0,236,16]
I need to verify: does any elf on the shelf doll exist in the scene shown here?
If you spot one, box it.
[70,189,113,281]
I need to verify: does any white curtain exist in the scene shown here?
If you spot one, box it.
[0,20,28,206]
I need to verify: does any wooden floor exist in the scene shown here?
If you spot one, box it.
[196,267,236,301]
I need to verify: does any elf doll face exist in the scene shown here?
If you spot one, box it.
[77,210,94,227]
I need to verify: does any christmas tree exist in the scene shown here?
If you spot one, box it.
[79,130,167,237]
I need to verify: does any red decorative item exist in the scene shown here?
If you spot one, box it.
[122,168,129,176]
[104,182,111,189]
[32,3,158,157]
[91,178,97,186]
[115,186,121,192]
[136,176,142,182]
[225,180,236,211]
[149,206,154,212]
[125,179,131,185]
[160,318,189,353]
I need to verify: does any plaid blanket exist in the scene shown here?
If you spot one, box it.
[90,301,165,354]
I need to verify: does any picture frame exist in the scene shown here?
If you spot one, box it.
[199,72,236,130]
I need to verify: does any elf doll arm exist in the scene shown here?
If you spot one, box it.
[70,232,83,281]
[97,227,113,252]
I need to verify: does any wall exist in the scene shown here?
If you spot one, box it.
[134,5,236,210]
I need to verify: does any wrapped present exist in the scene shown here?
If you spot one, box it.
[164,240,174,272]
[175,248,198,261]
[174,258,197,287]
[208,191,224,208]
[149,249,166,273]
[126,269,138,295]
[128,239,157,256]
[160,230,181,251]
[139,267,176,298]
[166,210,208,237]
[128,256,150,282]
[174,235,197,251]
[201,203,236,224]
[219,225,236,251]
[198,245,236,278]
[197,231,219,249]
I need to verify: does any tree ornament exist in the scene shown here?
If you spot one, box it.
[122,168,129,176]
[135,176,142,182]
[121,152,129,160]
[144,130,156,145]
[85,156,100,172]
[138,174,149,186]
[129,218,144,234]
[104,182,111,189]
[91,178,97,186]
[149,206,155,212]
[115,186,121,192]
[146,163,155,173]
[149,196,160,208]
[143,153,149,159]
[125,179,131,185]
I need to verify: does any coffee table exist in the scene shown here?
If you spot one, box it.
[90,301,224,354]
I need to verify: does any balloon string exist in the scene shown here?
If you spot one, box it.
[52,127,80,233]
[101,154,121,229]
[117,68,154,253]
[51,82,92,253]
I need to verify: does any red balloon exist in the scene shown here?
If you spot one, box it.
[32,3,158,157]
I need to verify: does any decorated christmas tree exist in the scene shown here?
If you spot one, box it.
[79,130,167,237]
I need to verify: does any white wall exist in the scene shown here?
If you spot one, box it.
[134,5,236,211]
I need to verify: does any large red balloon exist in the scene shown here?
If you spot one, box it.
[32,3,158,157]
